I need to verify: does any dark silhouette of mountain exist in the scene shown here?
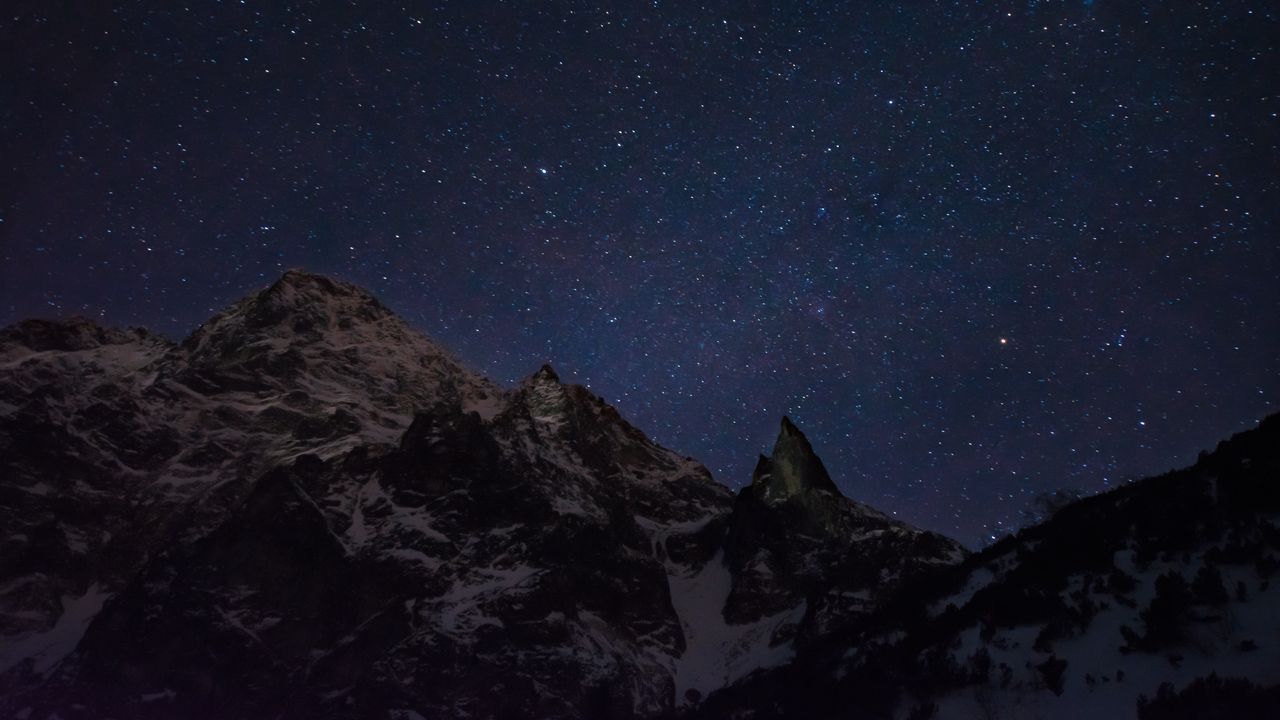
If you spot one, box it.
[1,271,1275,719]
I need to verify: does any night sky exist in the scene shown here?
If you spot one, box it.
[2,1,1277,546]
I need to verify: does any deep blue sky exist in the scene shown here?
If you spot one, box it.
[3,1,1277,546]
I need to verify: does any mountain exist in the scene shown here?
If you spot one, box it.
[0,272,499,684]
[691,414,1280,719]
[0,270,964,719]
[3,270,1275,719]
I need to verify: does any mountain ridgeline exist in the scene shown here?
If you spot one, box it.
[0,271,1276,719]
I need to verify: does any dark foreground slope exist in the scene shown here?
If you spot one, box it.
[691,414,1280,719]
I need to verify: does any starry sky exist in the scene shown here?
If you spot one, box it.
[2,1,1277,546]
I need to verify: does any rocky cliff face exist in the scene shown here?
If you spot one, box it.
[0,271,962,719]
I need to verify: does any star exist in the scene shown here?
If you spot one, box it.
[1,0,1273,548]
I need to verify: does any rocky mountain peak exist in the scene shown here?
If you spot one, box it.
[262,268,385,311]
[512,363,574,435]
[723,414,965,633]
[167,271,498,412]
[530,362,561,384]
[179,266,399,353]
[751,416,840,499]
[202,268,394,344]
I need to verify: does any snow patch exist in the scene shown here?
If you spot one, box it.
[139,689,177,703]
[667,552,805,706]
[930,565,996,615]
[438,566,542,636]
[0,584,112,675]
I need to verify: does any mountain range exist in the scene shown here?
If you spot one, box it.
[1,270,1276,719]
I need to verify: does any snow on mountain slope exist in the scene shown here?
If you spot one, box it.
[930,558,1280,720]
[0,584,111,677]
[667,551,805,707]
[0,319,173,667]
[908,418,1280,719]
[11,377,724,719]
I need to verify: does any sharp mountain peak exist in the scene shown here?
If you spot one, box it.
[529,362,561,384]
[265,267,382,304]
[752,415,841,498]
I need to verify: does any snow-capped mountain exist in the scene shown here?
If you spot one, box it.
[0,270,964,719]
[0,271,500,686]
[3,270,1275,719]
